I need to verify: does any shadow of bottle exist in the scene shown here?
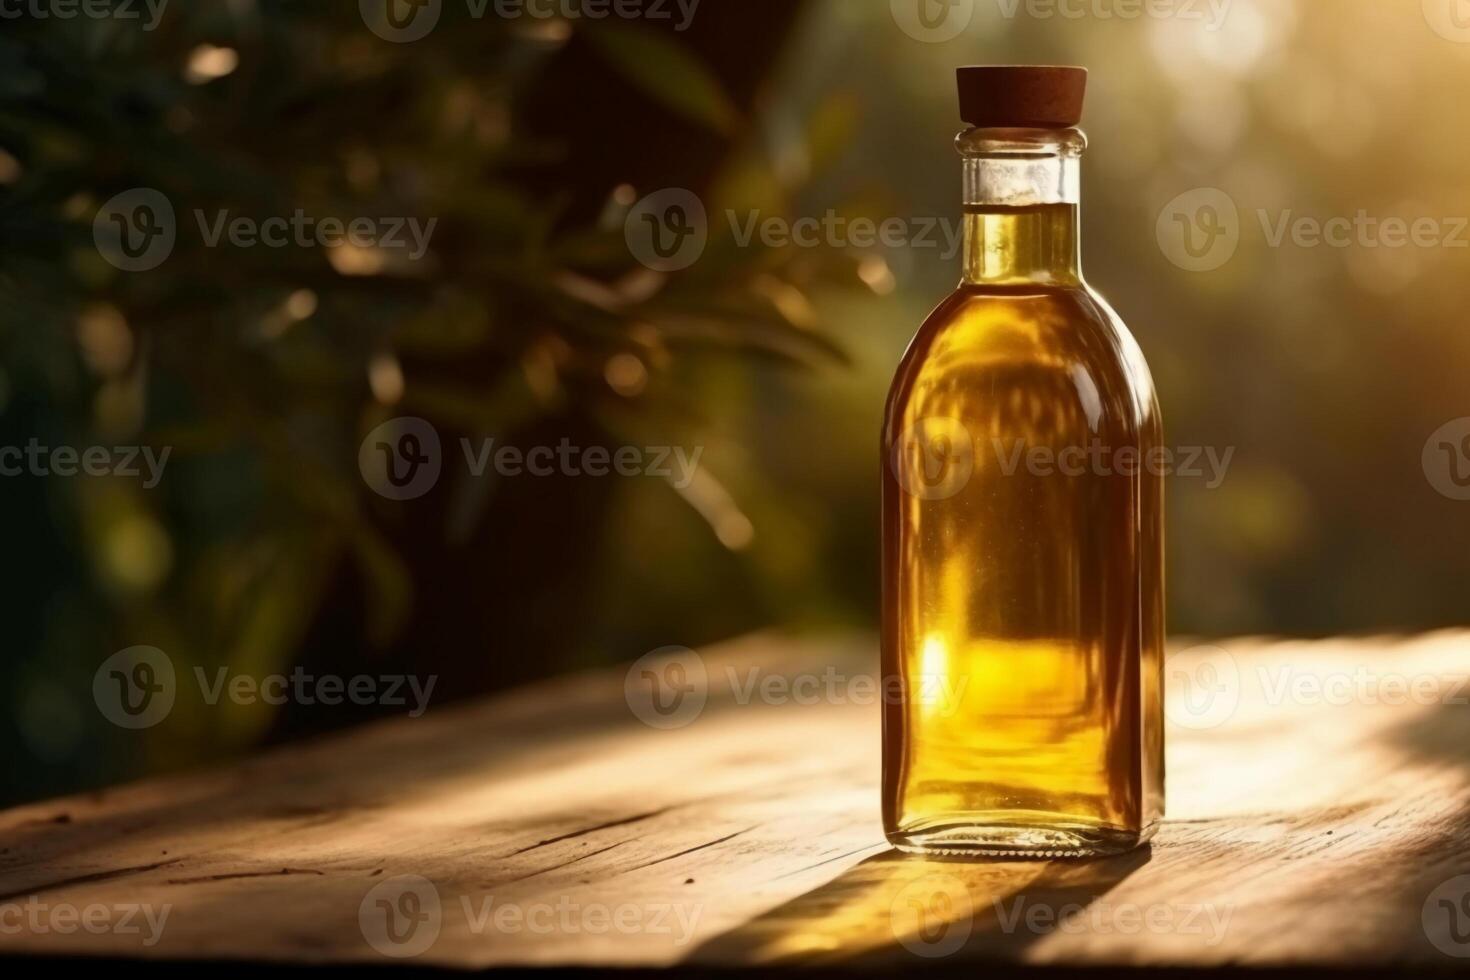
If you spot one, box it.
[690,844,1153,966]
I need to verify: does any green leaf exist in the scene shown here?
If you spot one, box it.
[581,23,739,136]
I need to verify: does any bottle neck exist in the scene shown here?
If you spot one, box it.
[958,128,1084,287]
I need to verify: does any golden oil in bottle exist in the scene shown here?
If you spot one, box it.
[881,67,1163,857]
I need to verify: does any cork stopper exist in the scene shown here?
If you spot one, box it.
[957,66,1087,129]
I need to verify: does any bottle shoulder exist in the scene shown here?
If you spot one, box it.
[886,281,1160,436]
[921,280,1132,337]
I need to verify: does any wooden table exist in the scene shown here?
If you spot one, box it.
[3,632,1470,973]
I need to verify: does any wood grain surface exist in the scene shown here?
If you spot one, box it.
[2,631,1469,970]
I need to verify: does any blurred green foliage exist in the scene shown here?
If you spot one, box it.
[0,0,861,801]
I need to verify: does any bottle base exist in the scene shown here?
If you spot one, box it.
[888,814,1156,859]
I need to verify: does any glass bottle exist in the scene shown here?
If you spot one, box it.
[881,67,1164,857]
